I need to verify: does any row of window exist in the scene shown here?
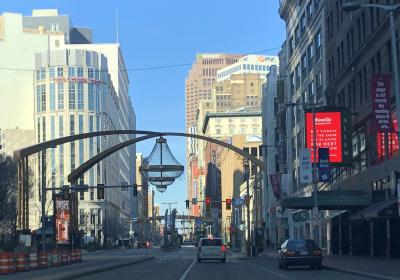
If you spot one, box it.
[36,82,102,113]
[36,66,104,81]
[289,0,321,57]
[215,126,260,135]
[329,42,393,113]
[217,64,270,80]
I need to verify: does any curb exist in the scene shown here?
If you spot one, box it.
[29,257,155,280]
[323,265,400,280]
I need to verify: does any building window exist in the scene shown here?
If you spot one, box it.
[88,68,94,79]
[315,30,322,62]
[70,115,75,136]
[49,67,55,78]
[216,128,221,135]
[77,67,83,77]
[69,82,76,110]
[36,84,46,112]
[50,116,55,140]
[57,67,64,77]
[77,82,84,110]
[42,116,46,142]
[58,115,64,137]
[36,68,46,81]
[88,84,95,110]
[68,67,75,77]
[50,83,55,111]
[57,83,64,110]
[70,142,75,171]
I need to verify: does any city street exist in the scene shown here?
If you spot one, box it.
[77,247,371,280]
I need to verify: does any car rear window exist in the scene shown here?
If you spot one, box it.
[287,240,307,251]
[201,239,222,246]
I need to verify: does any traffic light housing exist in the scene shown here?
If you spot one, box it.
[97,184,105,200]
[62,189,70,200]
[133,184,138,197]
[205,197,211,211]
[185,199,190,209]
[226,198,232,210]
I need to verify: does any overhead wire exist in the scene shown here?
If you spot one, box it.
[0,46,281,73]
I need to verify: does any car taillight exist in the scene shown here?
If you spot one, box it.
[313,250,322,256]
[221,245,226,252]
[284,251,295,256]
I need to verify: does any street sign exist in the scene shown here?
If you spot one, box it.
[318,148,331,182]
[192,198,198,205]
[299,148,312,183]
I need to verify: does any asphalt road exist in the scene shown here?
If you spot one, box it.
[78,247,369,280]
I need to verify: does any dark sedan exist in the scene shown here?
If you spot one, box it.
[277,239,322,270]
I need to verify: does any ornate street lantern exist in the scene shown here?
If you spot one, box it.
[140,137,184,193]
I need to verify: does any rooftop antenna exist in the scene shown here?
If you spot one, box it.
[115,9,119,44]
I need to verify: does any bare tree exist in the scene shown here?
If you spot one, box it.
[0,155,17,246]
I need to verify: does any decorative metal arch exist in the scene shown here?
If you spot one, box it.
[15,129,264,230]
[67,131,264,183]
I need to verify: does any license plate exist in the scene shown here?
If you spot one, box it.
[300,251,308,255]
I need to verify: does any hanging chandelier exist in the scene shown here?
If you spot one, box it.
[139,137,184,192]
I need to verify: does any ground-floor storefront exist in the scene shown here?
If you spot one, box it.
[331,211,400,258]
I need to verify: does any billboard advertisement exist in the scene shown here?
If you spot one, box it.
[371,74,394,133]
[305,108,351,164]
[54,196,70,245]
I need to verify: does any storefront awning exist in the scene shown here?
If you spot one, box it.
[350,198,397,221]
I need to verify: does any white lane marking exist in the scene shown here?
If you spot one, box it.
[179,258,196,280]
[245,262,295,280]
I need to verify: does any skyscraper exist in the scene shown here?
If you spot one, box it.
[185,53,241,216]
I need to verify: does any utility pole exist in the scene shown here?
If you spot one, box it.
[244,161,251,257]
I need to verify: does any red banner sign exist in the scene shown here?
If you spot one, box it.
[371,74,394,133]
[377,111,399,159]
[55,196,70,245]
[305,112,342,163]
[269,174,280,199]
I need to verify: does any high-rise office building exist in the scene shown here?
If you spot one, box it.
[0,10,136,245]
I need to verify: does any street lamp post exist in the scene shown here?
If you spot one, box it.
[286,102,321,244]
[343,2,400,139]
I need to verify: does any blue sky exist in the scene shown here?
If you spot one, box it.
[1,0,285,214]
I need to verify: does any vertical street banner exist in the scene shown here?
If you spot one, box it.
[371,74,394,133]
[318,148,330,182]
[299,148,312,183]
[55,196,70,245]
[269,174,281,199]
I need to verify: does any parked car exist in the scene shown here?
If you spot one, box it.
[277,239,322,270]
[197,237,226,263]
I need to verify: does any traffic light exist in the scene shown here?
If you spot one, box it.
[133,184,138,197]
[185,199,190,209]
[97,184,105,200]
[205,197,211,211]
[62,189,70,200]
[226,198,232,210]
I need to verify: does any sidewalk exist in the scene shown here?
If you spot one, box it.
[323,255,400,280]
[1,254,154,280]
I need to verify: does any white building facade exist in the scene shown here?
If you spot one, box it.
[0,9,136,245]
[216,55,279,82]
